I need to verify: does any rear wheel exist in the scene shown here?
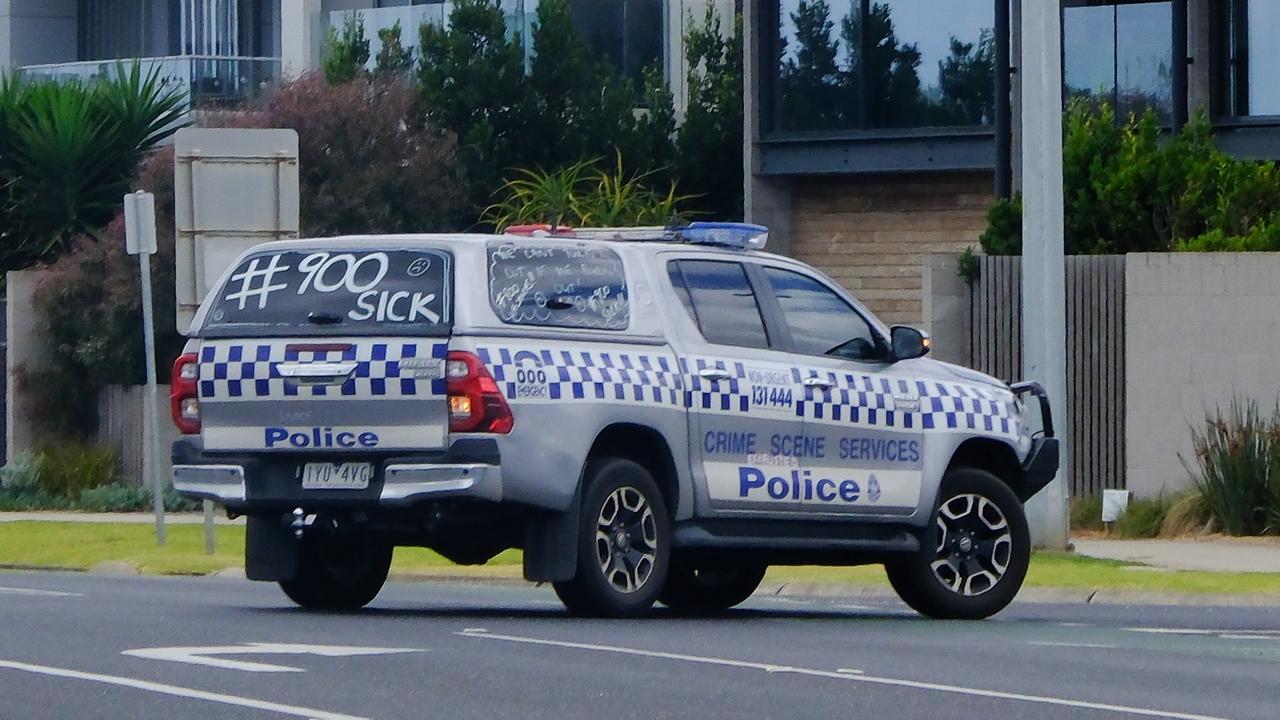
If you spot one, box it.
[886,467,1029,620]
[554,457,671,618]
[659,561,767,612]
[279,536,392,611]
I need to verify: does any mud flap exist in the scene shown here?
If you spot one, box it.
[522,489,580,583]
[245,515,301,581]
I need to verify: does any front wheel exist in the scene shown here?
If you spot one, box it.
[279,536,392,611]
[886,467,1029,620]
[554,457,671,618]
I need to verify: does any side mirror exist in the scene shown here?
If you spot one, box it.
[890,326,930,361]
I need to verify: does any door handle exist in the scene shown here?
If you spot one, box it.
[802,376,834,390]
[698,368,733,382]
[276,361,358,385]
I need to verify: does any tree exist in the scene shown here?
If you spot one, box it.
[527,0,646,170]
[780,0,842,130]
[844,2,926,128]
[322,12,370,84]
[676,8,744,219]
[375,20,414,75]
[417,0,532,208]
[937,30,995,125]
[220,74,469,235]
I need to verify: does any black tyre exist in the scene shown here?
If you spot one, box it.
[659,561,767,612]
[886,467,1030,620]
[554,457,671,618]
[279,536,393,611]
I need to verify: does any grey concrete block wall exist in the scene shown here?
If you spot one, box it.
[921,253,971,366]
[1125,253,1280,498]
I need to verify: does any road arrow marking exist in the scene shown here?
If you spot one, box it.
[122,643,422,673]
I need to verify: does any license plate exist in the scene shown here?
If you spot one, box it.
[300,462,374,490]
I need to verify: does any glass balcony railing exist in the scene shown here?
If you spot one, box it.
[329,2,535,71]
[19,55,282,107]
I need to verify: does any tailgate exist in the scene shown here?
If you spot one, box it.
[195,247,451,452]
[197,337,448,451]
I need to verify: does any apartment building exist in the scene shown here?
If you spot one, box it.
[0,0,731,110]
[745,0,1280,326]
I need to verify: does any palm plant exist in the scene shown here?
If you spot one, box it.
[0,62,187,271]
[484,153,691,230]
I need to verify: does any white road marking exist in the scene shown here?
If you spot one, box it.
[122,643,421,673]
[0,659,369,720]
[1217,634,1278,642]
[0,586,83,597]
[457,629,1234,720]
[1026,641,1117,649]
[1126,628,1280,638]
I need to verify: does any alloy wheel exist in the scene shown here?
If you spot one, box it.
[594,486,658,593]
[931,493,1013,597]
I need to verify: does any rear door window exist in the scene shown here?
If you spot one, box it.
[668,260,770,349]
[203,249,451,336]
[487,241,629,330]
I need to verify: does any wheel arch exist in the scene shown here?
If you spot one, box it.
[946,438,1029,499]
[586,423,681,519]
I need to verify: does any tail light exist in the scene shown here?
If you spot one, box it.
[171,353,201,434]
[446,351,514,434]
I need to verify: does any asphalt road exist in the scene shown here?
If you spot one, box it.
[0,571,1277,720]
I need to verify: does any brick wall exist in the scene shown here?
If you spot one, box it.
[788,172,993,326]
[1125,253,1280,497]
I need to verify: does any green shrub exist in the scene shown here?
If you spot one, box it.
[0,449,44,493]
[33,441,119,500]
[77,482,152,512]
[1111,495,1179,539]
[1175,222,1280,252]
[1069,494,1103,532]
[979,102,1280,256]
[374,20,413,75]
[322,12,370,84]
[978,196,1021,256]
[1184,399,1280,536]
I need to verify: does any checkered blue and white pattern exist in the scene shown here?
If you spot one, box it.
[797,373,1016,436]
[198,340,447,401]
[679,357,752,413]
[478,347,683,406]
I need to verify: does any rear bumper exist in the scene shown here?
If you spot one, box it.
[171,437,503,509]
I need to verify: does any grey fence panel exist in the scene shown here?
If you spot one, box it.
[968,255,1125,497]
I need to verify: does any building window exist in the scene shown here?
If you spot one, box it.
[571,0,665,87]
[1063,1,1173,123]
[764,0,995,135]
[1215,0,1280,118]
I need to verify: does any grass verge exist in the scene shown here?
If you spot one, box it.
[3,521,1280,596]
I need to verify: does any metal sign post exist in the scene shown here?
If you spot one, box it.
[124,191,167,546]
[1020,0,1069,549]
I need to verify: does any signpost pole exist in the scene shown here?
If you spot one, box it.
[125,192,167,546]
[1020,0,1069,549]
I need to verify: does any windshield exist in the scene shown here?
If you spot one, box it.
[202,248,451,337]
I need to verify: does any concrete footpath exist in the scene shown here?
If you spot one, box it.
[1072,536,1280,573]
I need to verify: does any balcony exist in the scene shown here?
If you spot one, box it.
[19,55,281,107]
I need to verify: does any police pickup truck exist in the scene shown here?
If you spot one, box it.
[171,222,1057,620]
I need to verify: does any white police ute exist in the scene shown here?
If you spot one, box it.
[170,222,1058,619]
